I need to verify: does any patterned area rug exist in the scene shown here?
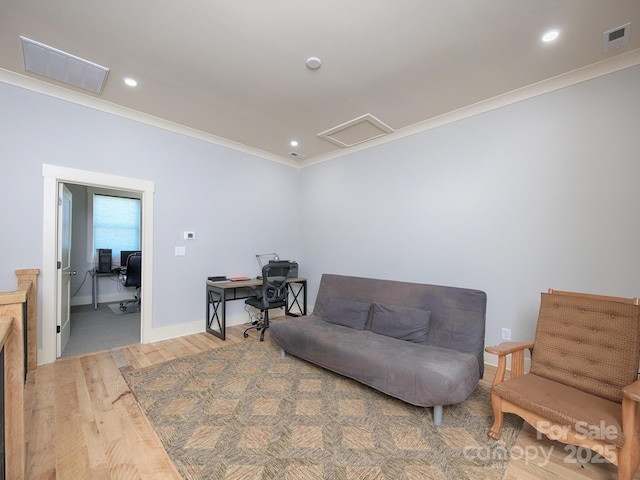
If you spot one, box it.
[122,340,522,480]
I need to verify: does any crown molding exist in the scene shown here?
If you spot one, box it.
[3,48,639,170]
[299,48,640,169]
[0,68,298,168]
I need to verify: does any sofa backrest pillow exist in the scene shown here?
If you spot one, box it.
[323,297,371,330]
[370,303,431,344]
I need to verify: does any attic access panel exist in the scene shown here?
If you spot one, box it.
[318,113,394,148]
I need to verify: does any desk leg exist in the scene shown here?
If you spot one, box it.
[285,281,307,317]
[303,281,307,315]
[206,286,226,340]
[92,270,98,310]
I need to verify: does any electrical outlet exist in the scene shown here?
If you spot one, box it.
[501,328,512,341]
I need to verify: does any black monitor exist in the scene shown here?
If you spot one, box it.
[120,250,141,267]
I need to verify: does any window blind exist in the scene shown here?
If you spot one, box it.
[93,194,141,257]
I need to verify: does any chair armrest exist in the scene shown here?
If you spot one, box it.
[623,378,640,403]
[486,342,534,384]
[485,341,534,356]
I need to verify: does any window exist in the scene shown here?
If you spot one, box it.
[91,192,141,262]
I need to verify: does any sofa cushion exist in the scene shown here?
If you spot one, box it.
[494,373,624,448]
[270,316,480,407]
[371,303,431,344]
[324,297,371,330]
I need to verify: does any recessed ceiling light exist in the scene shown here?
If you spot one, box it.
[124,77,138,87]
[542,30,560,43]
[290,140,299,147]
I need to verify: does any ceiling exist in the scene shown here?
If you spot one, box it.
[1,1,639,167]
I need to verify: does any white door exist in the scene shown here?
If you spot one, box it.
[57,184,74,356]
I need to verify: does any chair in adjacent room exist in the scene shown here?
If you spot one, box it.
[486,288,640,480]
[119,253,141,312]
[244,261,292,341]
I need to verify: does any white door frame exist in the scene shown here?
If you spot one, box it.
[42,164,155,365]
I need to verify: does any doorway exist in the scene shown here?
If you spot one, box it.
[41,164,155,365]
[62,183,142,357]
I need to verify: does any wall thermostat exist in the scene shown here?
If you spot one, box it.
[184,231,195,240]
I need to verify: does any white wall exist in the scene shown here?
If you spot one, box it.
[1,64,639,364]
[0,83,301,352]
[299,64,640,352]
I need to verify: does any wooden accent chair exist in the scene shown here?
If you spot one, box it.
[486,289,640,479]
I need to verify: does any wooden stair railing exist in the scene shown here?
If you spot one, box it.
[0,268,39,480]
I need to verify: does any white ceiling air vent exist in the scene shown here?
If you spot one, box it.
[603,23,631,54]
[318,113,394,148]
[289,152,306,159]
[20,36,109,93]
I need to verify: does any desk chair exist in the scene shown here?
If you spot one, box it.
[244,261,291,341]
[119,253,141,312]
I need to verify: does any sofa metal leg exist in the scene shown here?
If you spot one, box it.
[433,405,443,426]
[280,349,286,359]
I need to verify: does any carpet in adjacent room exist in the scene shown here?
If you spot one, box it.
[63,303,140,357]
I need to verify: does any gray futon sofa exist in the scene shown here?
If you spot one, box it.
[270,274,487,425]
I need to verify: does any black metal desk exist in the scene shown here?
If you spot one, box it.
[206,277,307,340]
[91,268,123,310]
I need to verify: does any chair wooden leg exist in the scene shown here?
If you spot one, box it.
[488,391,504,440]
[618,462,632,480]
[619,397,640,480]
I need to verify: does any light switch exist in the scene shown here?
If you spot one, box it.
[175,246,186,256]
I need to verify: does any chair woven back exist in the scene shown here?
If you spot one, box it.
[530,292,640,403]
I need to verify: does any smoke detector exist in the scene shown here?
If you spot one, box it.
[306,57,322,70]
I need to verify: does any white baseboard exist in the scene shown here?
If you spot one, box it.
[142,312,255,344]
[143,319,204,344]
[71,293,134,307]
[141,305,312,345]
[71,295,92,306]
[64,301,300,345]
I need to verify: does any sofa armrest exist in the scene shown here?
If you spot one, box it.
[485,341,534,386]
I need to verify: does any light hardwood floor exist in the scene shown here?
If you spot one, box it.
[24,324,640,480]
